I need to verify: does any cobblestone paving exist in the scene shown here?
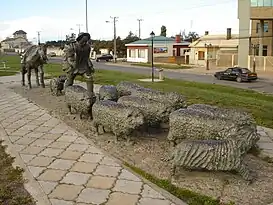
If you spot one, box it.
[0,87,183,205]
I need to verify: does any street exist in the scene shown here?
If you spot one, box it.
[48,57,273,94]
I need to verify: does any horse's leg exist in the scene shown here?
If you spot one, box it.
[35,67,40,87]
[39,65,45,88]
[21,65,25,86]
[27,66,32,89]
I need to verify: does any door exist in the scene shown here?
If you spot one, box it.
[222,68,232,80]
[230,68,239,80]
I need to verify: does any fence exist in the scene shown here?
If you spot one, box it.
[216,53,273,72]
[154,56,186,64]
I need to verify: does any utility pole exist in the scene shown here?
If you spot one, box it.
[137,19,143,39]
[85,0,88,32]
[76,24,83,34]
[37,31,41,45]
[106,16,118,63]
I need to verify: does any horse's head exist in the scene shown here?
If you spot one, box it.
[38,44,48,63]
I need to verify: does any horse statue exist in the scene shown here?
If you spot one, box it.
[20,44,48,89]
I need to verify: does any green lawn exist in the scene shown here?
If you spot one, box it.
[130,62,192,69]
[0,71,18,76]
[0,141,35,205]
[0,54,21,72]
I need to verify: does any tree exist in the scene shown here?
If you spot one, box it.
[184,31,199,42]
[119,31,140,57]
[160,25,167,37]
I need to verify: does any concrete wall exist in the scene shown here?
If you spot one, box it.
[251,7,273,19]
[238,0,250,67]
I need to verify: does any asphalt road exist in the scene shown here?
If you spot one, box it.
[48,57,273,94]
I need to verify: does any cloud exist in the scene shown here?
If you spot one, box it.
[0,16,81,42]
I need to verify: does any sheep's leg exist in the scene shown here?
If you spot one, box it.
[67,104,72,114]
[235,162,255,183]
[169,141,176,147]
[170,163,177,177]
[114,134,119,143]
[80,112,83,119]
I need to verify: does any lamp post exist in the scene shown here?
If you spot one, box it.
[204,43,212,70]
[150,31,155,82]
[251,44,259,72]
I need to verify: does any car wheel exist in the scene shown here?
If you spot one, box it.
[96,59,99,62]
[236,76,242,83]
[106,59,109,62]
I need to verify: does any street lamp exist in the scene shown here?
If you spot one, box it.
[251,44,259,72]
[204,43,212,70]
[150,31,155,82]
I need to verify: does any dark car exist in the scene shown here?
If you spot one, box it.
[96,54,113,62]
[48,52,57,57]
[214,67,258,83]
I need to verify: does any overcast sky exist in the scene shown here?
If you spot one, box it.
[0,0,239,42]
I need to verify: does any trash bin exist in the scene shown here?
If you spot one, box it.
[158,68,164,80]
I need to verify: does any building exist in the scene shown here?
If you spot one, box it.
[13,30,27,39]
[250,0,273,56]
[125,35,190,63]
[188,30,239,66]
[0,30,29,52]
[237,0,273,67]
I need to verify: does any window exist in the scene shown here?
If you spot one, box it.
[256,22,269,33]
[251,0,273,6]
[257,0,264,6]
[138,49,145,58]
[251,0,258,6]
[240,68,251,73]
[225,68,232,73]
[198,51,205,60]
[128,49,136,58]
[264,22,269,32]
[264,0,272,6]
[263,45,268,56]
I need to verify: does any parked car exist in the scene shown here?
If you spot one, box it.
[48,52,57,57]
[214,67,258,83]
[96,54,113,62]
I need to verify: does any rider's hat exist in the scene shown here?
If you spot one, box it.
[76,32,91,42]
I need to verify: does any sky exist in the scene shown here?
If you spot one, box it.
[0,0,239,43]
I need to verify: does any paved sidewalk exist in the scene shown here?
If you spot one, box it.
[0,86,183,205]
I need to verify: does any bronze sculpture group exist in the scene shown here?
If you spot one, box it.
[20,32,260,184]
